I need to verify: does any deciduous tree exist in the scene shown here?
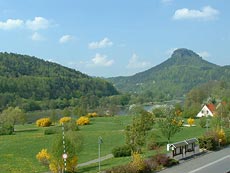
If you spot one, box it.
[158,107,182,143]
[0,107,26,132]
[126,111,155,152]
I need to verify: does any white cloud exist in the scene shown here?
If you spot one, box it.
[0,19,24,30]
[91,53,114,66]
[59,35,74,44]
[126,53,151,69]
[0,17,52,31]
[198,51,211,58]
[31,32,45,41]
[26,17,50,30]
[173,6,219,20]
[88,37,113,49]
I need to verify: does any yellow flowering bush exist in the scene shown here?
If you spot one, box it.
[86,112,98,118]
[187,118,195,126]
[76,116,90,125]
[172,118,183,126]
[177,120,183,127]
[66,155,78,172]
[36,149,50,165]
[49,159,62,173]
[49,156,78,173]
[36,149,78,173]
[217,128,227,145]
[130,152,145,171]
[36,118,52,127]
[59,117,72,124]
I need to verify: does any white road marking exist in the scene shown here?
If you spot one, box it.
[188,155,230,173]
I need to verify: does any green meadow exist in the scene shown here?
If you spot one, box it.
[0,116,207,173]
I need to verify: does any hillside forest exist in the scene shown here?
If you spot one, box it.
[0,49,229,118]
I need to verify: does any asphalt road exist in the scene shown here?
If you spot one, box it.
[159,146,230,173]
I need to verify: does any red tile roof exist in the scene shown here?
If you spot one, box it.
[207,103,215,113]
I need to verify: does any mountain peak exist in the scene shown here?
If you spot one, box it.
[171,48,201,59]
[167,48,203,66]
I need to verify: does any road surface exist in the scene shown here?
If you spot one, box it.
[160,146,230,173]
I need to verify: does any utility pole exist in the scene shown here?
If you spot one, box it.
[62,123,67,173]
[98,136,103,173]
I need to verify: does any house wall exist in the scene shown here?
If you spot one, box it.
[196,105,214,117]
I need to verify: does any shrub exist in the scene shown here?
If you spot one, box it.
[198,136,216,150]
[36,148,78,173]
[76,116,90,125]
[66,155,78,172]
[148,153,176,171]
[105,164,138,173]
[112,145,131,157]
[105,153,179,173]
[154,153,170,166]
[36,118,52,127]
[225,129,230,144]
[187,118,195,126]
[86,112,98,118]
[144,159,158,172]
[64,119,78,131]
[0,123,14,135]
[217,128,227,145]
[59,117,72,124]
[199,117,207,128]
[199,129,227,150]
[36,149,50,165]
[167,158,179,167]
[48,155,78,173]
[44,127,61,135]
[106,152,176,173]
[130,152,145,171]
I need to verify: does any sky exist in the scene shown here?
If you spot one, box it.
[0,0,229,77]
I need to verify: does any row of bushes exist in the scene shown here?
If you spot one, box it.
[36,116,90,127]
[106,152,178,173]
[44,119,79,135]
[198,128,229,151]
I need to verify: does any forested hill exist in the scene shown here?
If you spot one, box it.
[107,48,230,100]
[0,52,118,111]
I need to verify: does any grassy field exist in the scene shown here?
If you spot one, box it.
[0,116,208,173]
[0,125,53,173]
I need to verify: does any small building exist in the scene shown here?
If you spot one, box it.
[169,138,198,158]
[196,104,215,118]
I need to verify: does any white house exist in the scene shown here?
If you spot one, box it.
[196,104,215,118]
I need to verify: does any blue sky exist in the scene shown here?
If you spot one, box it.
[0,0,229,77]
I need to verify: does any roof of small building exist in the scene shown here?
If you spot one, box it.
[169,138,198,148]
[206,103,216,113]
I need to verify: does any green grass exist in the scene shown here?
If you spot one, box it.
[77,156,132,173]
[77,116,132,163]
[0,116,132,172]
[0,116,210,173]
[0,125,54,173]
